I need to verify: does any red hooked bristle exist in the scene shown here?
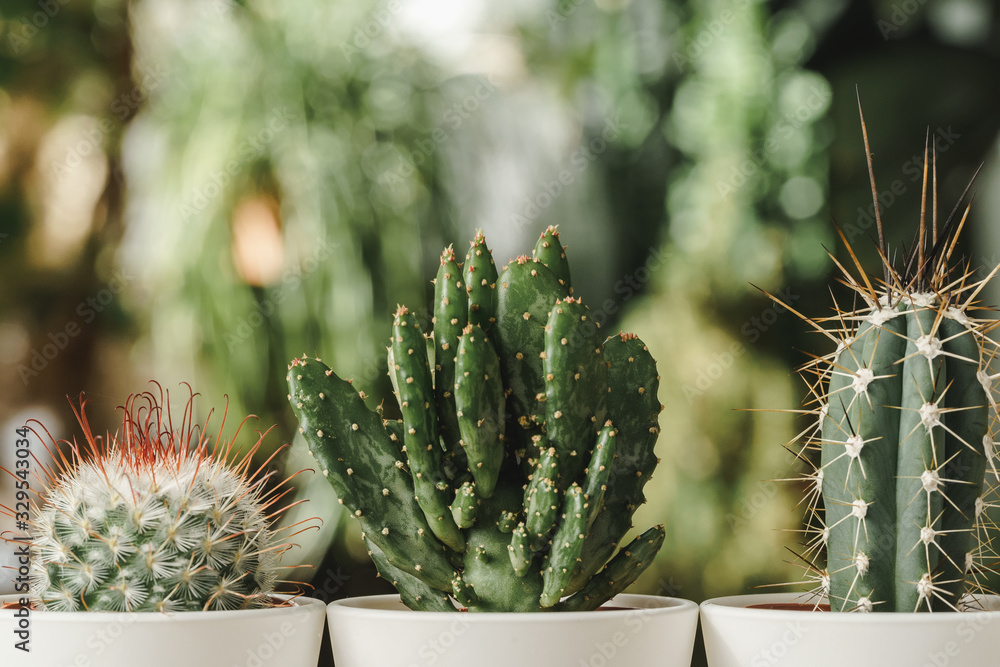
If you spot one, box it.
[25,385,303,514]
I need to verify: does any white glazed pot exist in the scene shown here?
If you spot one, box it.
[0,593,326,667]
[701,592,1000,667]
[327,593,698,667]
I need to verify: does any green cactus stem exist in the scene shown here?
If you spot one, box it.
[452,481,478,529]
[541,484,587,607]
[493,255,569,433]
[288,358,456,590]
[567,333,662,594]
[533,225,572,295]
[774,112,1000,613]
[454,323,505,499]
[288,230,665,612]
[390,305,466,552]
[543,297,609,486]
[465,230,499,332]
[433,245,469,466]
[524,444,561,551]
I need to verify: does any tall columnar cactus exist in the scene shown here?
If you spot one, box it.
[28,388,297,612]
[288,226,664,612]
[779,115,1000,613]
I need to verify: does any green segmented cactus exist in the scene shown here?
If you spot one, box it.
[433,246,469,465]
[778,117,1000,613]
[28,389,296,612]
[465,230,499,332]
[288,226,665,612]
[569,333,662,592]
[533,225,572,295]
[493,254,569,433]
[544,297,609,485]
[454,323,505,498]
[541,484,587,606]
[391,304,466,553]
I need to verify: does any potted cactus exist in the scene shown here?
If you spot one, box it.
[700,112,1000,666]
[0,387,325,667]
[287,228,698,667]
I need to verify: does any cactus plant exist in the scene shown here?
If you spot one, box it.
[27,387,299,612]
[287,226,664,612]
[776,113,1000,613]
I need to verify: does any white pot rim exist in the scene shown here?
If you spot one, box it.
[0,592,325,623]
[327,593,700,667]
[329,592,697,621]
[701,592,1000,667]
[701,591,1000,622]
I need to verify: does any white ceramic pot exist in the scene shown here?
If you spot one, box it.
[701,592,1000,667]
[0,594,326,667]
[327,593,698,667]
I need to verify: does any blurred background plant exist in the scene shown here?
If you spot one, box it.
[3,0,1000,659]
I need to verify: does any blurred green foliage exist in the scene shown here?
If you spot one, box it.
[3,0,1000,630]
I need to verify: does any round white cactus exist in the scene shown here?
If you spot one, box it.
[29,389,293,612]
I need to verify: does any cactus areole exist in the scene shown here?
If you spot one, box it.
[27,387,299,612]
[779,111,1000,613]
[288,227,665,612]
